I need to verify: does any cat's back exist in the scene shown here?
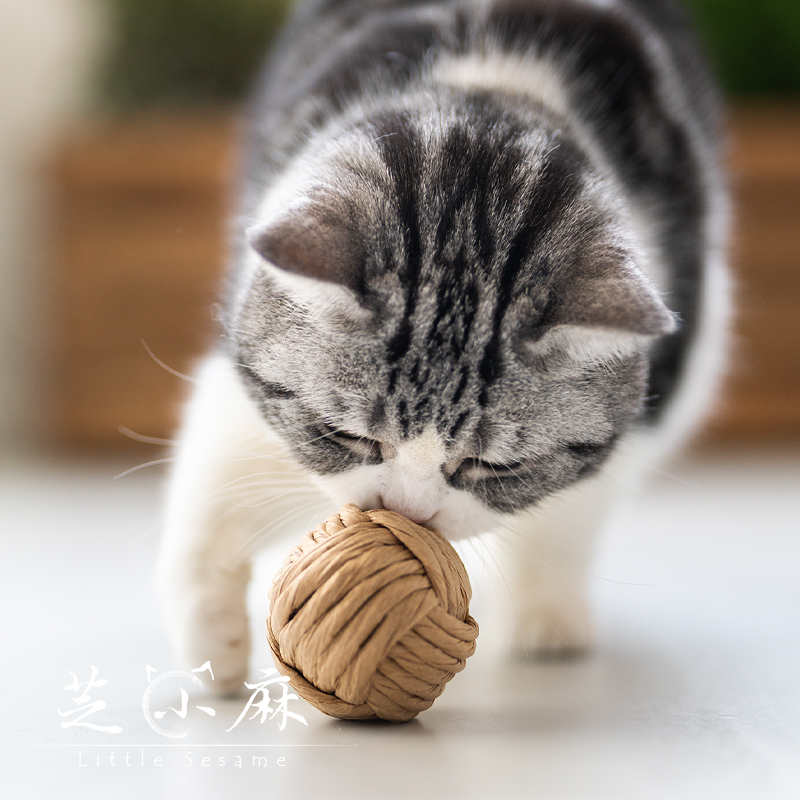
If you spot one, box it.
[244,0,720,208]
[238,0,727,426]
[251,0,717,134]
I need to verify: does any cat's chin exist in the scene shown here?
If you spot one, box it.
[313,468,501,542]
[425,502,503,543]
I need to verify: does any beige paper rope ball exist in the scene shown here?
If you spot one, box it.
[267,504,479,722]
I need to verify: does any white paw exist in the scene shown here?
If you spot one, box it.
[515,594,595,660]
[159,567,252,696]
[182,597,251,696]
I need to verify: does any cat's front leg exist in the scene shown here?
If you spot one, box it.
[501,444,641,658]
[158,511,252,696]
[156,354,311,695]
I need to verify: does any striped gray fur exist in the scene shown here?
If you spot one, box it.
[226,0,723,514]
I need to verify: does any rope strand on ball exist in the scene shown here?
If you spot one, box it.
[267,504,479,722]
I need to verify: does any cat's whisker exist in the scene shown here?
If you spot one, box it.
[295,426,356,448]
[220,450,309,466]
[465,536,487,584]
[213,448,291,462]
[118,427,178,446]
[204,483,321,515]
[213,490,312,528]
[210,474,314,489]
[245,496,331,538]
[227,486,321,509]
[212,493,312,524]
[242,499,314,532]
[141,340,198,383]
[233,497,331,559]
[475,434,519,510]
[470,533,530,658]
[113,458,177,480]
[209,478,315,502]
[491,520,623,592]
[200,471,314,500]
[642,463,700,490]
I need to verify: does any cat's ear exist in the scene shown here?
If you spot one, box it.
[529,261,678,362]
[246,204,363,292]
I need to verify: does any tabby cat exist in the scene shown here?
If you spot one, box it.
[158,0,730,693]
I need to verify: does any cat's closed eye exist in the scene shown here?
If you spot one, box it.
[321,424,384,464]
[564,438,617,459]
[452,457,528,480]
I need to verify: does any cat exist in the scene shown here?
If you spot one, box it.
[157,0,730,695]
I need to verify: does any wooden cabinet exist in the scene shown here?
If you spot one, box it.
[706,104,800,440]
[49,105,800,449]
[51,112,237,448]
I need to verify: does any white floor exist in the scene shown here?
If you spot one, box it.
[1,448,799,799]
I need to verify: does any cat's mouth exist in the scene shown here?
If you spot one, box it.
[313,462,504,542]
[420,506,501,542]
[375,494,439,527]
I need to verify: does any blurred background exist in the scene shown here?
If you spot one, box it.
[0,0,798,455]
[1,3,799,797]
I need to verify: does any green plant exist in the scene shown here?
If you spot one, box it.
[102,0,289,107]
[101,0,800,107]
[683,0,800,95]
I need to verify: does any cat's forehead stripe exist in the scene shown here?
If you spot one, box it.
[366,108,586,438]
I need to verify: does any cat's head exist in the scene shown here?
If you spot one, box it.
[231,96,676,539]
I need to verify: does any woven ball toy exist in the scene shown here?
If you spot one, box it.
[267,503,479,722]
